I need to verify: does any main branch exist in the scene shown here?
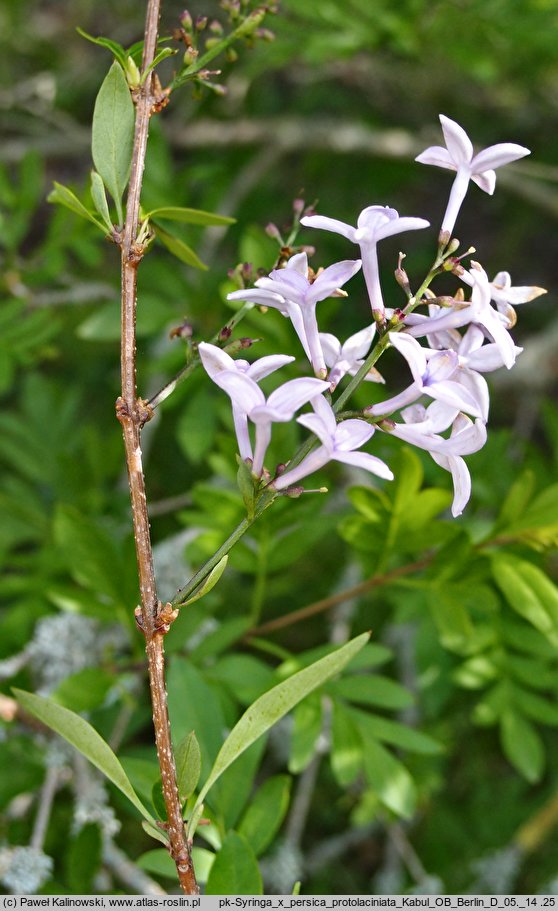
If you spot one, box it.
[117,0,198,894]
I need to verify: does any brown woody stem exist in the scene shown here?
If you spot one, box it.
[117,0,198,895]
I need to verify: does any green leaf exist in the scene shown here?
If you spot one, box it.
[426,584,476,653]
[492,554,558,640]
[76,27,127,66]
[154,224,208,270]
[13,689,154,823]
[141,820,169,846]
[168,659,226,778]
[349,709,442,756]
[330,674,414,711]
[331,702,364,787]
[500,482,558,541]
[238,775,291,857]
[496,469,536,529]
[177,387,218,465]
[47,182,107,232]
[182,555,228,607]
[145,206,235,226]
[500,709,545,783]
[513,687,558,726]
[361,736,417,818]
[205,831,262,895]
[175,731,202,802]
[190,632,369,834]
[90,170,113,232]
[141,48,178,83]
[288,693,322,774]
[92,62,135,224]
[53,504,124,605]
[66,823,102,894]
[210,737,267,829]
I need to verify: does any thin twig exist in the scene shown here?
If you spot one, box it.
[30,766,60,851]
[116,0,198,893]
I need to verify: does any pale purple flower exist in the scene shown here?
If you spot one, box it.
[366,332,486,419]
[301,206,429,321]
[227,252,361,378]
[274,395,393,490]
[406,263,519,369]
[461,268,547,317]
[319,324,384,390]
[209,370,329,477]
[199,342,295,462]
[380,401,487,516]
[416,114,530,239]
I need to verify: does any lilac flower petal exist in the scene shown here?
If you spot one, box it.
[301,304,327,376]
[227,287,286,308]
[334,419,374,451]
[300,214,356,241]
[217,371,265,412]
[431,451,471,517]
[375,215,430,240]
[257,270,309,300]
[456,368,490,421]
[266,377,329,415]
[287,251,309,276]
[471,142,530,172]
[319,333,342,367]
[273,445,331,490]
[334,449,394,480]
[367,382,422,417]
[311,393,338,436]
[429,378,485,418]
[390,333,428,382]
[465,343,522,372]
[357,205,400,233]
[246,354,295,382]
[297,412,335,451]
[440,114,474,165]
[419,400,460,432]
[470,170,496,194]
[199,342,236,378]
[415,146,456,170]
[309,259,362,302]
[425,350,459,384]
[342,324,376,360]
[442,416,487,456]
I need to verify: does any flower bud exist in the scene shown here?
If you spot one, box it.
[180,10,193,30]
[195,15,208,30]
[124,56,141,89]
[183,46,198,66]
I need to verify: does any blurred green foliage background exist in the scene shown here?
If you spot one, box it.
[1,0,558,896]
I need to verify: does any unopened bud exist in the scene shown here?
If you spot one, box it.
[209,19,224,34]
[293,198,305,216]
[124,55,141,89]
[218,325,232,342]
[195,15,208,30]
[265,222,283,242]
[446,238,460,255]
[378,419,396,431]
[225,48,239,63]
[169,319,193,339]
[183,47,198,65]
[454,287,465,302]
[255,28,275,42]
[180,10,193,29]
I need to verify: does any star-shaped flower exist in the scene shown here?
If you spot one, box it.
[416,115,530,240]
[319,324,384,390]
[301,206,429,321]
[461,268,547,317]
[367,332,486,419]
[199,342,295,462]
[227,252,361,378]
[380,401,487,516]
[406,262,519,369]
[207,369,329,477]
[274,395,393,490]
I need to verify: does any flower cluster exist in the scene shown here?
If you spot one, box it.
[201,115,545,516]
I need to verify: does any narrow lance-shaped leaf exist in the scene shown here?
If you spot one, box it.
[145,206,236,226]
[175,730,202,801]
[182,555,228,607]
[92,62,135,225]
[90,171,113,233]
[76,28,128,67]
[188,632,369,836]
[14,689,155,824]
[154,223,208,270]
[47,182,107,233]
